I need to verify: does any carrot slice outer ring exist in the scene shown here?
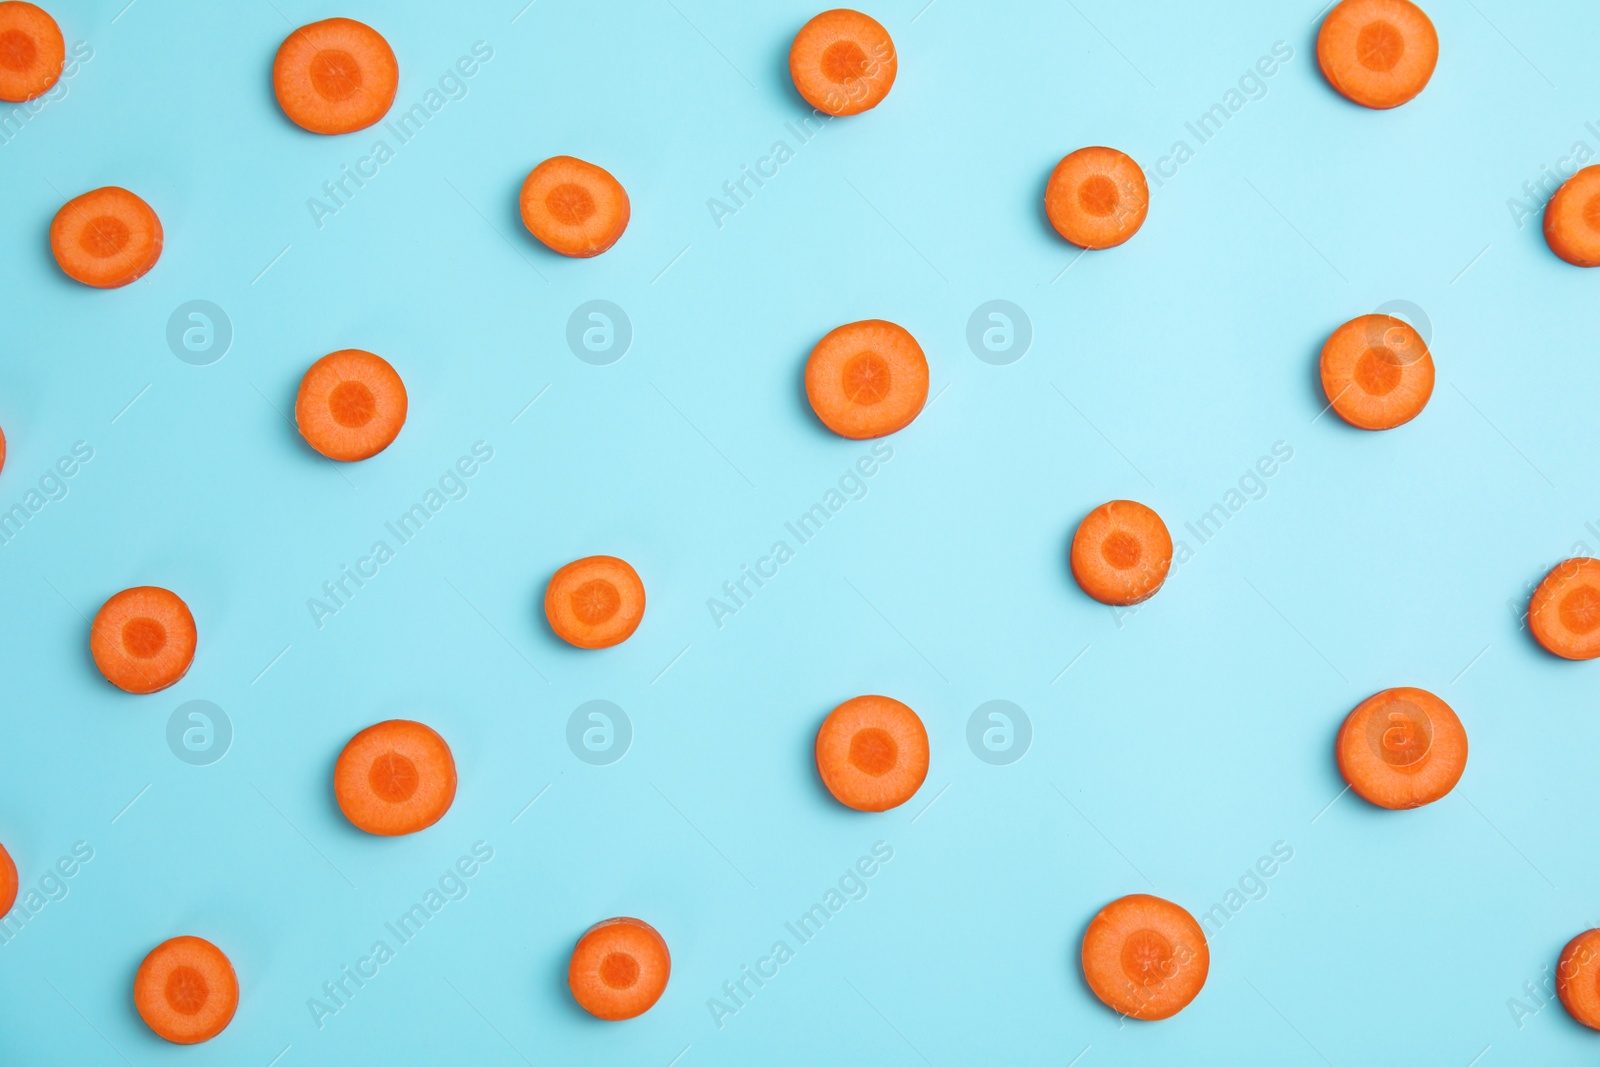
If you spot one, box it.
[1082,894,1209,1020]
[0,842,16,918]
[568,917,671,1020]
[133,936,239,1044]
[49,187,163,289]
[788,8,897,117]
[815,695,930,811]
[90,586,196,694]
[1545,166,1600,268]
[1336,687,1467,809]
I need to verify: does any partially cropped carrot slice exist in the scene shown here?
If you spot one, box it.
[335,720,456,836]
[519,156,630,258]
[1082,894,1209,1020]
[1544,166,1600,268]
[545,555,645,649]
[1071,500,1172,606]
[50,187,163,289]
[273,18,397,135]
[1319,313,1433,430]
[1336,687,1466,809]
[815,695,929,812]
[0,424,6,476]
[134,936,238,1045]
[1317,0,1437,109]
[1529,557,1600,661]
[90,587,196,694]
[805,319,928,439]
[0,1,62,102]
[569,918,671,1020]
[0,840,15,918]
[295,349,407,461]
[1045,147,1149,250]
[788,9,897,117]
[1558,929,1600,1030]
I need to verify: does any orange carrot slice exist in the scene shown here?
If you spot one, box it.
[294,349,407,461]
[50,187,163,289]
[1529,557,1600,661]
[545,555,646,649]
[1336,687,1466,809]
[0,423,7,476]
[90,587,196,694]
[0,1,62,102]
[334,720,457,836]
[1319,313,1433,430]
[1544,166,1600,268]
[519,156,630,258]
[1558,929,1600,1030]
[1070,500,1172,606]
[1045,147,1149,250]
[1082,894,1209,1020]
[273,18,397,135]
[134,936,239,1045]
[1317,0,1437,110]
[815,695,929,812]
[805,319,928,439]
[788,9,897,117]
[569,917,671,1020]
[0,840,15,918]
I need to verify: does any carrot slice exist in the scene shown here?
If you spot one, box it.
[569,917,671,1020]
[133,936,239,1045]
[1558,929,1600,1030]
[1336,687,1466,809]
[519,156,630,258]
[1317,0,1437,110]
[0,840,16,918]
[0,1,62,102]
[294,349,407,461]
[0,423,7,476]
[788,9,897,117]
[49,187,163,289]
[1529,557,1600,661]
[815,695,929,812]
[334,720,457,836]
[805,319,928,439]
[1544,166,1600,268]
[1070,500,1172,606]
[1319,313,1433,430]
[90,587,196,694]
[1082,894,1209,1020]
[545,555,646,649]
[1045,147,1149,250]
[273,18,397,135]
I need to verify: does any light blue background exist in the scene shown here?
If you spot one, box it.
[2,0,1597,1063]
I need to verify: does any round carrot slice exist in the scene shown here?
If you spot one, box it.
[334,720,456,836]
[50,187,163,289]
[545,555,646,649]
[569,917,671,1020]
[0,840,16,918]
[1082,894,1209,1020]
[295,349,407,461]
[1317,0,1437,110]
[815,695,929,812]
[519,156,630,258]
[1558,929,1600,1030]
[805,319,929,439]
[0,1,62,102]
[133,936,239,1045]
[788,9,897,117]
[0,423,7,476]
[1319,313,1433,430]
[1070,500,1172,606]
[90,586,196,695]
[1529,557,1600,661]
[1045,147,1149,250]
[1336,687,1466,809]
[1544,166,1600,268]
[273,18,397,135]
